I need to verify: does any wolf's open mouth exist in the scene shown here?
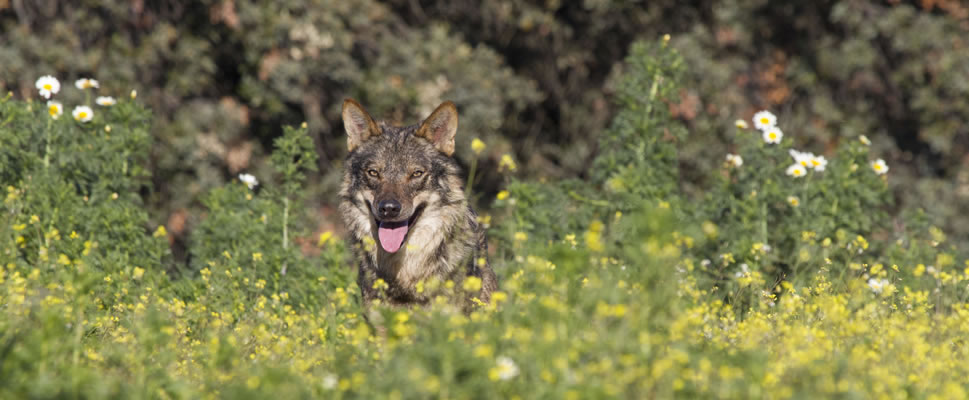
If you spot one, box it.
[375,204,424,253]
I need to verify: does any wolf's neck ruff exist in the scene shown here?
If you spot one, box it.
[377,220,409,253]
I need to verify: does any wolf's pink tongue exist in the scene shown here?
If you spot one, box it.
[377,222,409,253]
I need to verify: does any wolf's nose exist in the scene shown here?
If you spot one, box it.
[377,200,401,219]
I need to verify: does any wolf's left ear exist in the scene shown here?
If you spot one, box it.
[416,101,458,156]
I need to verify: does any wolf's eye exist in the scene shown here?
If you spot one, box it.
[411,170,424,178]
[367,169,379,178]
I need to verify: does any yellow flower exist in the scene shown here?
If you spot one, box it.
[477,214,492,228]
[318,231,333,246]
[471,138,486,155]
[252,252,263,261]
[474,344,494,358]
[564,233,577,247]
[787,196,800,207]
[132,267,145,280]
[584,220,604,252]
[514,232,528,242]
[496,190,510,201]
[153,225,168,238]
[492,291,507,303]
[462,276,482,292]
[499,154,517,172]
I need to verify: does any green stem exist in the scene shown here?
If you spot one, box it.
[71,308,82,391]
[281,197,290,276]
[760,201,768,245]
[568,190,611,207]
[465,158,477,200]
[643,74,663,120]
[43,118,52,169]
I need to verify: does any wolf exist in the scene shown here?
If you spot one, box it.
[338,99,498,311]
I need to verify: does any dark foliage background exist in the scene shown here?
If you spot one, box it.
[3,0,967,258]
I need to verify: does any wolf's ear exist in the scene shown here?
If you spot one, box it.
[415,101,458,156]
[343,99,380,152]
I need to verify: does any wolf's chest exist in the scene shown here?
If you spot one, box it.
[375,225,452,288]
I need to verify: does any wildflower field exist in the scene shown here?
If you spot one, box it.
[3,38,969,399]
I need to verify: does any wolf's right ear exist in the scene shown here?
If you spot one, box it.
[343,99,380,152]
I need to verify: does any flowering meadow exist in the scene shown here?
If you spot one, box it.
[3,38,969,399]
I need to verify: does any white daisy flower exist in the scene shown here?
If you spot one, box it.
[734,119,748,129]
[810,155,828,171]
[75,78,100,90]
[46,101,64,120]
[321,373,337,390]
[762,126,783,144]
[752,110,777,131]
[867,278,889,294]
[787,196,800,207]
[35,76,61,99]
[871,159,889,175]
[72,106,94,122]
[788,149,814,168]
[725,154,743,168]
[95,96,117,106]
[239,173,259,189]
[494,356,520,381]
[785,163,806,178]
[859,135,871,146]
[734,263,750,278]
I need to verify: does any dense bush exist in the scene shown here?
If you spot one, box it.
[4,1,969,259]
[3,36,969,398]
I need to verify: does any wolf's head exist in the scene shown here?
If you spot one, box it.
[340,99,465,254]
